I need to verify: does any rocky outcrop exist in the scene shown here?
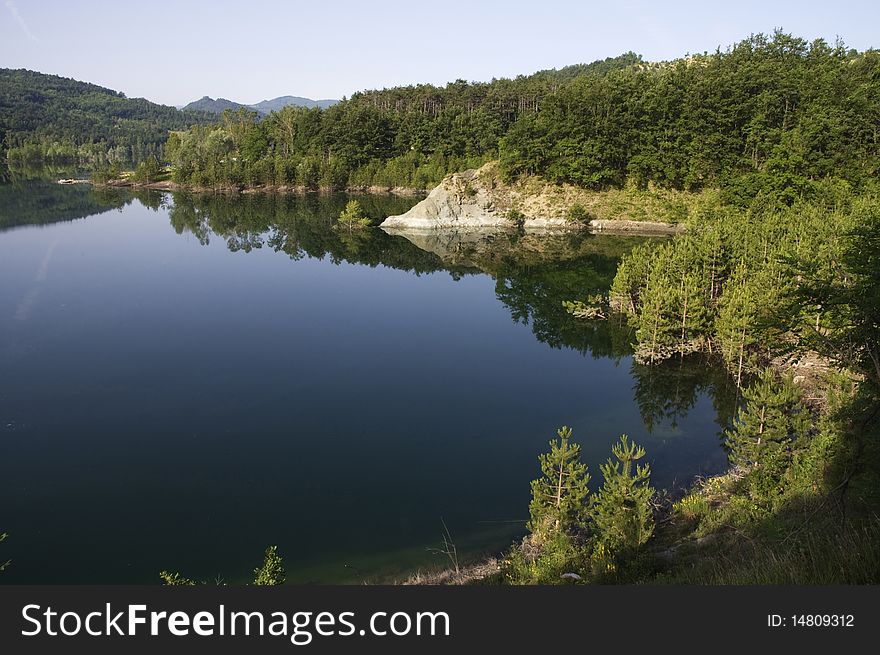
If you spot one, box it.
[381,162,685,234]
[381,166,527,229]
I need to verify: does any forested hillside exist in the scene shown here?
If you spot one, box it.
[165,32,878,205]
[0,69,213,165]
[163,54,642,189]
[500,32,879,203]
[502,183,880,585]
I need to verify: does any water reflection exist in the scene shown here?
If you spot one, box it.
[0,182,738,583]
[0,181,129,232]
[1,183,738,441]
[168,192,436,265]
[164,191,737,437]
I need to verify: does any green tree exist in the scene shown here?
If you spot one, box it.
[337,199,371,231]
[91,162,120,184]
[714,266,764,387]
[527,426,591,541]
[634,267,678,363]
[675,268,710,354]
[795,206,880,392]
[297,156,321,189]
[608,243,654,315]
[591,435,655,552]
[253,545,286,586]
[130,155,162,183]
[724,368,810,497]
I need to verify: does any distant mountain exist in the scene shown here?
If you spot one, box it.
[250,96,338,112]
[182,95,338,115]
[180,96,247,114]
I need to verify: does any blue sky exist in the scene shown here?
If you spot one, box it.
[2,0,878,106]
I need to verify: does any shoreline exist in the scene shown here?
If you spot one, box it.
[93,178,429,197]
[406,349,838,585]
[379,162,691,234]
[89,178,685,235]
[382,222,683,237]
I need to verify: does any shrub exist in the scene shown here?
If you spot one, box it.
[159,571,196,586]
[502,532,589,585]
[566,202,591,223]
[253,545,286,586]
[507,208,525,227]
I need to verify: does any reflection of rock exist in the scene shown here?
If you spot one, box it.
[381,226,638,271]
[382,228,511,268]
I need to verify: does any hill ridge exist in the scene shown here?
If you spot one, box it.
[182,95,338,115]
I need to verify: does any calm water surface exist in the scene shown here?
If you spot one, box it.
[0,181,735,583]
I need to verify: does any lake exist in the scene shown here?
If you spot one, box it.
[0,179,736,583]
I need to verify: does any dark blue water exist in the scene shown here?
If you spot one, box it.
[0,183,735,583]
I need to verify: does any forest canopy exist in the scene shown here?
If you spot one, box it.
[160,32,878,204]
[161,53,642,189]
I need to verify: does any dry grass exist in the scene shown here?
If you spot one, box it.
[664,519,880,584]
[402,558,501,585]
[475,161,720,223]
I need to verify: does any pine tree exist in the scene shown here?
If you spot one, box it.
[697,224,727,305]
[608,243,653,315]
[634,265,678,363]
[714,265,760,387]
[528,426,591,541]
[715,261,792,386]
[676,268,710,354]
[337,200,371,231]
[253,545,286,586]
[591,435,655,552]
[724,368,809,475]
[796,207,880,392]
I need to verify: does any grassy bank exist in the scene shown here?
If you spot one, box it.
[417,374,879,586]
[472,161,718,224]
